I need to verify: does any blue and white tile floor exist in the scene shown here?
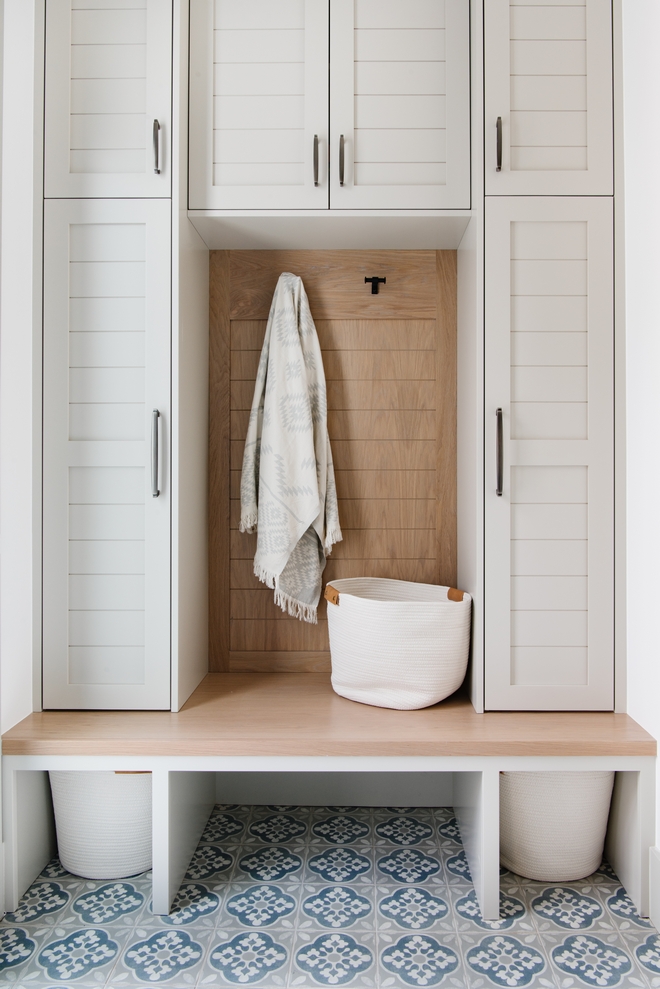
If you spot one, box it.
[2,804,660,988]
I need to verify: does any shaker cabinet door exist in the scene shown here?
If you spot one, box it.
[484,0,613,196]
[189,0,330,210]
[330,0,470,208]
[484,197,613,710]
[45,0,172,198]
[42,199,171,709]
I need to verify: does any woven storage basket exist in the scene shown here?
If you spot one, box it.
[500,771,615,881]
[325,578,472,710]
[49,771,152,879]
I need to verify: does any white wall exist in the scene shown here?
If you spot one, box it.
[622,0,660,843]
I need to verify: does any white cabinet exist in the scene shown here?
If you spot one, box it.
[45,0,172,198]
[189,0,470,210]
[484,197,613,710]
[189,0,329,210]
[484,0,612,196]
[42,199,171,710]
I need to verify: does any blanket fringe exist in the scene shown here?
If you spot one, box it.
[240,513,258,535]
[273,586,318,624]
[324,526,343,555]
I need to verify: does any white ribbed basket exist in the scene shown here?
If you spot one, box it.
[500,771,615,881]
[326,578,472,710]
[49,771,152,880]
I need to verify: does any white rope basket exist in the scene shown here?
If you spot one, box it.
[325,578,472,710]
[500,771,615,881]
[49,771,152,879]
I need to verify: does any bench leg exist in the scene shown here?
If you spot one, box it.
[2,769,56,912]
[151,770,215,915]
[454,768,500,921]
[606,765,655,917]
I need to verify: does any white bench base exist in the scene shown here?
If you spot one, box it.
[3,753,654,921]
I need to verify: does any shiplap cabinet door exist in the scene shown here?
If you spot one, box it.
[45,0,172,198]
[43,199,171,709]
[189,0,329,209]
[330,0,470,208]
[484,197,613,710]
[484,0,613,196]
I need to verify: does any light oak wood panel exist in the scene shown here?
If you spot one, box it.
[212,250,457,671]
[230,559,442,588]
[229,251,438,320]
[231,619,329,652]
[232,530,436,562]
[3,674,654,757]
[231,589,329,621]
[230,499,436,531]
[231,379,436,411]
[208,251,230,670]
[231,319,437,352]
[230,653,331,673]
[436,251,457,586]
[232,348,436,382]
[232,409,438,441]
[231,439,436,472]
[231,469,437,501]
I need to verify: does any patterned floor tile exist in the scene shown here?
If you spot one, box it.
[291,927,378,987]
[196,925,296,987]
[2,806,659,988]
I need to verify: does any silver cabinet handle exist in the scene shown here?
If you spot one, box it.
[152,409,160,497]
[496,116,502,172]
[496,408,503,497]
[339,134,345,186]
[153,119,161,174]
[313,134,319,186]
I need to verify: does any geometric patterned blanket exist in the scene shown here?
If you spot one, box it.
[240,272,342,623]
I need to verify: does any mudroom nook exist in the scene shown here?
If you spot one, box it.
[2,2,660,985]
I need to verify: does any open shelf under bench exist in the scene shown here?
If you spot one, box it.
[2,674,656,921]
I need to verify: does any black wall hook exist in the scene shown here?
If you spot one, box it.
[365,276,386,295]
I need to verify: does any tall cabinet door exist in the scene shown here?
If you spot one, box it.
[43,199,171,709]
[484,0,612,196]
[330,0,470,208]
[189,0,329,210]
[45,0,172,198]
[484,197,613,710]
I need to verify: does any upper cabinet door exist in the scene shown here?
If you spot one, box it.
[484,197,613,710]
[45,0,172,199]
[330,0,470,208]
[484,0,612,196]
[189,0,329,210]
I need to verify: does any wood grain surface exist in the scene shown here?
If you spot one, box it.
[208,251,230,671]
[229,251,438,320]
[3,674,655,757]
[210,250,457,671]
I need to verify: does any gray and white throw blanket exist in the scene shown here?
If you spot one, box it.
[240,272,342,623]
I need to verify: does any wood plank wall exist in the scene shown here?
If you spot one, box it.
[209,251,457,673]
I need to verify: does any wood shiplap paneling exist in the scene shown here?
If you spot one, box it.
[208,252,231,671]
[209,250,456,671]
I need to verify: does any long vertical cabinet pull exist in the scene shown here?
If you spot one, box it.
[152,410,160,497]
[153,119,161,174]
[495,408,503,496]
[496,117,502,172]
[339,135,345,186]
[313,135,319,186]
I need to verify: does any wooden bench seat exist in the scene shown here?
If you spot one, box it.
[2,673,655,757]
